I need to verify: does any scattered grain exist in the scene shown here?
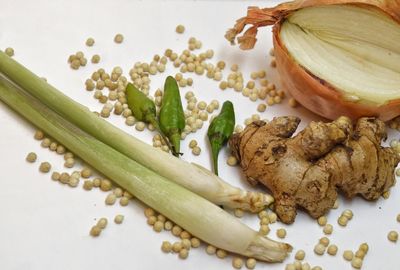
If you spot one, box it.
[114,34,124,43]
[216,249,228,259]
[83,180,93,190]
[51,172,60,181]
[161,241,172,253]
[351,257,363,269]
[323,224,333,235]
[295,250,306,261]
[317,216,327,226]
[5,47,14,57]
[39,162,51,173]
[97,218,108,229]
[232,257,244,269]
[327,245,338,256]
[105,193,117,205]
[276,228,286,239]
[179,248,189,259]
[90,226,102,237]
[343,250,353,261]
[86,38,95,47]
[314,244,326,255]
[26,152,37,163]
[388,230,398,242]
[120,196,129,206]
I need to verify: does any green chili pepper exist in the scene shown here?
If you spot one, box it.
[207,101,235,176]
[159,76,185,157]
[126,83,172,151]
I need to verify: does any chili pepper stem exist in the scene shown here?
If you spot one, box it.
[169,133,182,157]
[210,139,222,175]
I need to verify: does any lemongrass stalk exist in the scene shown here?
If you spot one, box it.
[0,51,273,212]
[0,76,291,262]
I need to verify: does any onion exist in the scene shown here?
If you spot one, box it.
[226,0,400,121]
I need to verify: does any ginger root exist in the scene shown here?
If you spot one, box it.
[229,116,399,224]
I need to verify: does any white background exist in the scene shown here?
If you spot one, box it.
[0,0,399,269]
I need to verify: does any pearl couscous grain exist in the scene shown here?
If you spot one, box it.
[26,152,37,163]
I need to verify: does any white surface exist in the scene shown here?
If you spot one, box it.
[0,0,399,269]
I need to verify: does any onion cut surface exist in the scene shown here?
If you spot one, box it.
[226,0,400,120]
[280,5,400,106]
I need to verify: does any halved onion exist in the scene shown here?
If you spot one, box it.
[226,0,400,121]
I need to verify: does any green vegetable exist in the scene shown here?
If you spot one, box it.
[0,74,291,263]
[126,83,171,151]
[0,50,273,212]
[207,101,235,175]
[159,76,185,156]
[126,83,157,124]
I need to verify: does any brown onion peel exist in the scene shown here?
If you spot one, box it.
[226,0,400,121]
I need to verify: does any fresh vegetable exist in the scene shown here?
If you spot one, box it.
[159,76,185,156]
[226,0,400,121]
[229,116,399,224]
[207,101,235,175]
[126,83,157,125]
[126,83,172,152]
[0,76,291,262]
[0,51,273,212]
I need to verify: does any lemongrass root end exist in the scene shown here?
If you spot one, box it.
[243,234,292,262]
